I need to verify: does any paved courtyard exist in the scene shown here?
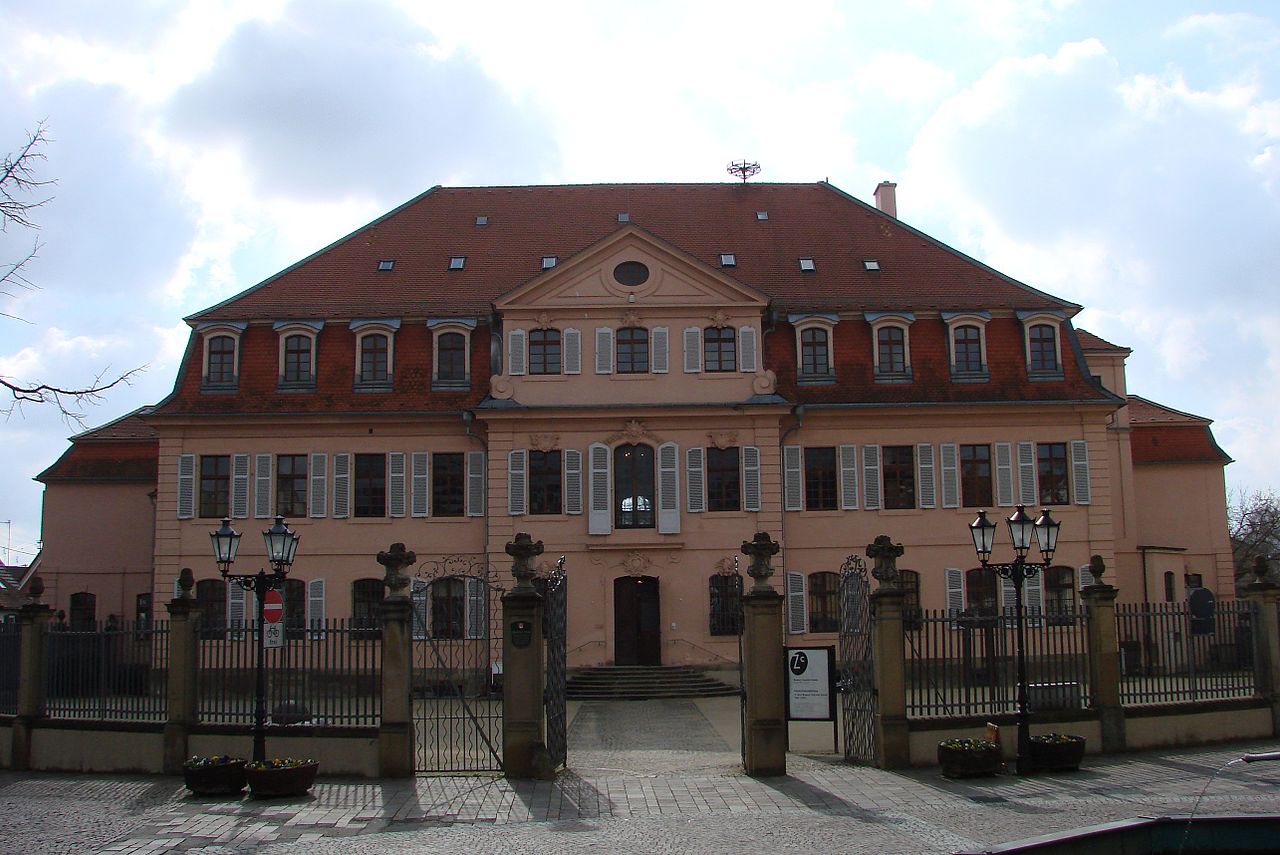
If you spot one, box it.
[2,699,1278,854]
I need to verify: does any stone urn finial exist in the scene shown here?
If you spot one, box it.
[377,543,417,599]
[1088,554,1107,587]
[1248,555,1276,590]
[741,532,781,593]
[866,535,905,587]
[507,532,544,593]
[178,567,195,599]
[27,575,44,604]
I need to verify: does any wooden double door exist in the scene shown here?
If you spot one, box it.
[614,576,661,666]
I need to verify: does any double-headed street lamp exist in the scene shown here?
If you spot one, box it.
[968,505,1060,776]
[210,515,301,763]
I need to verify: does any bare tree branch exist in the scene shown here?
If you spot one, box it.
[2,366,147,426]
[0,121,55,233]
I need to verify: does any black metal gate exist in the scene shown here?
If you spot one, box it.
[839,554,878,765]
[542,556,567,771]
[412,554,504,773]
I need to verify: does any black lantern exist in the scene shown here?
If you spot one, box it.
[1006,505,1035,557]
[969,510,996,564]
[210,518,242,574]
[1034,508,1060,563]
[262,515,300,570]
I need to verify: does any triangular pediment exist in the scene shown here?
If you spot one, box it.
[494,225,769,314]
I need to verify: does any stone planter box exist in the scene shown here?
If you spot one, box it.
[1030,735,1086,772]
[183,759,247,795]
[937,742,1001,778]
[246,761,319,797]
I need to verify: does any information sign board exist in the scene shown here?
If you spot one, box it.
[785,645,836,721]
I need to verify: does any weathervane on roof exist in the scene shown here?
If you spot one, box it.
[727,160,761,183]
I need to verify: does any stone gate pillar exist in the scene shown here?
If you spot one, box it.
[163,568,200,773]
[1081,555,1126,752]
[867,536,910,769]
[1243,557,1280,736]
[503,532,548,779]
[741,532,786,777]
[12,577,51,771]
[378,543,417,778]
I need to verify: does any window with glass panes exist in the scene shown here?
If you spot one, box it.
[800,328,830,376]
[359,333,389,383]
[877,327,906,374]
[804,447,837,510]
[1029,324,1058,371]
[276,454,307,517]
[431,578,465,638]
[354,453,386,517]
[1044,566,1075,624]
[436,331,467,383]
[529,450,562,515]
[616,327,649,373]
[706,447,741,511]
[615,444,655,528]
[529,329,561,374]
[199,455,230,518]
[808,571,840,633]
[882,445,915,509]
[207,335,236,384]
[960,444,993,507]
[966,568,998,615]
[953,325,983,372]
[709,574,743,636]
[432,452,465,516]
[703,327,736,372]
[283,334,312,383]
[352,578,383,634]
[1037,442,1069,504]
[282,578,306,637]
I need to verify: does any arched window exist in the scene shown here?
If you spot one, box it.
[206,335,236,385]
[1044,566,1075,625]
[529,329,562,374]
[436,331,467,383]
[282,334,312,384]
[703,327,736,372]
[800,327,830,378]
[359,333,389,384]
[282,578,306,638]
[808,571,840,633]
[965,568,998,615]
[196,579,227,639]
[877,327,906,375]
[709,574,743,636]
[953,325,983,373]
[616,327,649,374]
[431,577,466,639]
[352,578,383,634]
[615,443,655,529]
[899,569,922,632]
[69,592,97,630]
[1029,324,1058,372]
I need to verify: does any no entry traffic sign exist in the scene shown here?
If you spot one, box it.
[262,589,284,624]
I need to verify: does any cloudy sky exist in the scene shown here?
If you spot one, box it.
[2,1,1277,566]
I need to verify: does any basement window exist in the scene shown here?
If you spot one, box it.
[864,259,881,272]
[799,257,816,272]
[542,256,558,270]
[449,256,466,270]
[719,253,736,267]
[377,259,395,272]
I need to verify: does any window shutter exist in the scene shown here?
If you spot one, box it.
[1017,441,1037,506]
[686,447,705,513]
[588,442,611,535]
[388,452,406,517]
[227,586,246,637]
[742,446,761,512]
[465,576,487,639]
[508,449,527,515]
[739,326,758,372]
[683,327,702,373]
[411,452,430,517]
[1079,563,1096,589]
[945,568,965,615]
[940,443,960,509]
[1070,440,1091,505]
[862,445,882,510]
[466,451,485,517]
[1000,575,1017,628]
[411,579,429,640]
[332,453,351,518]
[783,445,803,512]
[1026,572,1044,627]
[508,329,526,375]
[563,328,581,374]
[173,577,182,600]
[838,445,859,510]
[254,454,272,518]
[786,572,807,634]
[309,453,328,518]
[651,327,669,373]
[231,453,250,519]
[916,444,936,509]
[177,454,195,519]
[658,441,680,534]
[307,578,325,638]
[563,449,583,515]
[995,443,1014,507]
[594,328,614,374]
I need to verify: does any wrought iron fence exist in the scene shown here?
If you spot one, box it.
[0,620,20,715]
[197,618,380,727]
[43,620,169,721]
[906,607,1090,718]
[1116,600,1257,705]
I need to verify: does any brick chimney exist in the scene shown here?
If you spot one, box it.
[873,181,897,218]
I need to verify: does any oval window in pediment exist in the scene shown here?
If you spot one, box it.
[613,261,649,287]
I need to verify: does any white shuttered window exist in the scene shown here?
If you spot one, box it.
[786,572,807,634]
[742,446,761,512]
[177,454,196,519]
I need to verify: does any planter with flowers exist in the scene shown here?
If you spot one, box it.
[245,757,319,797]
[937,738,1002,779]
[1029,733,1086,772]
[182,755,247,795]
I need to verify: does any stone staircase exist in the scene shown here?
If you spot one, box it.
[565,665,741,700]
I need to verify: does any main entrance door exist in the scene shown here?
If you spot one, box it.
[614,575,661,665]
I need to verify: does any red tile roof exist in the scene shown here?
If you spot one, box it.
[1075,329,1130,353]
[1127,396,1232,465]
[37,409,160,483]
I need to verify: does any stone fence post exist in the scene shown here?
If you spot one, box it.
[741,532,785,777]
[11,578,51,771]
[377,543,417,778]
[163,568,200,773]
[868,535,909,769]
[1081,556,1126,752]
[503,533,548,779]
[1243,558,1280,736]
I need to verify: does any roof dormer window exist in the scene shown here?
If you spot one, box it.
[617,212,630,223]
[475,216,488,226]
[863,259,880,271]
[756,211,768,220]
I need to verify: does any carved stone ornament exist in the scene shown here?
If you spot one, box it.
[1089,554,1108,587]
[707,309,732,329]
[178,567,196,599]
[620,551,654,577]
[377,542,418,599]
[606,419,663,446]
[27,575,45,603]
[751,369,777,395]
[534,311,556,330]
[714,556,740,576]
[741,532,781,593]
[529,433,560,453]
[708,431,739,450]
[620,310,642,328]
[506,532,545,592]
[490,374,514,400]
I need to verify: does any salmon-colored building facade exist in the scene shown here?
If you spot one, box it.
[33,182,1236,670]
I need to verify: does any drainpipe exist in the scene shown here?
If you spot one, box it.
[462,410,491,581]
[776,405,805,590]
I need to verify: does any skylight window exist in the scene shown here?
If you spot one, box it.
[542,256,558,270]
[449,256,466,270]
[377,259,395,272]
[756,211,769,221]
[719,253,737,267]
[863,259,881,271]
[475,216,488,226]
[799,257,816,272]
[617,212,630,223]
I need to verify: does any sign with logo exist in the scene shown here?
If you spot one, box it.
[511,620,533,649]
[262,589,285,649]
[785,645,836,721]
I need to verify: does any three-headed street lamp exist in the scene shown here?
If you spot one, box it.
[210,515,301,763]
[968,505,1061,776]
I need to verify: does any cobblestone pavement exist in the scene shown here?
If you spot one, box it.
[3,701,1279,854]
